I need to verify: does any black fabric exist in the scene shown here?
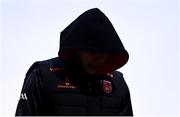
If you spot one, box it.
[59,8,126,52]
[15,57,133,116]
[58,8,129,74]
[15,8,133,116]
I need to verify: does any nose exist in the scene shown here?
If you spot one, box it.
[91,52,108,62]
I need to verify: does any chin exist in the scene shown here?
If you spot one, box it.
[85,69,97,75]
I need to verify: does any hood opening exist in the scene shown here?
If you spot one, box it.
[58,49,129,75]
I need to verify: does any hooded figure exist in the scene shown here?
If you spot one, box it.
[15,8,133,116]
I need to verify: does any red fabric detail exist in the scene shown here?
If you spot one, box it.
[96,52,129,75]
[58,50,72,59]
[102,80,112,94]
[59,50,129,75]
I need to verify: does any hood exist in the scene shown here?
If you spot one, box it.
[58,8,129,75]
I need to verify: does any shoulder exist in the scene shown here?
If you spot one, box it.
[112,71,125,83]
[23,57,64,87]
[111,71,130,94]
[25,57,62,77]
[112,71,123,77]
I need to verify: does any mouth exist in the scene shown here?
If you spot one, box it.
[88,64,101,69]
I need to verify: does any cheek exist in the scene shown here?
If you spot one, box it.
[102,56,108,62]
[81,55,93,64]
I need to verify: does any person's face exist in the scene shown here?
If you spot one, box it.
[76,51,109,75]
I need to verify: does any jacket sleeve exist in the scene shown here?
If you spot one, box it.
[114,71,133,116]
[15,62,45,116]
[119,87,133,116]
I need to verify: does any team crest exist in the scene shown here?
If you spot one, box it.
[101,80,112,94]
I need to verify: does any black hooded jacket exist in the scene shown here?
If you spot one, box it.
[15,8,133,116]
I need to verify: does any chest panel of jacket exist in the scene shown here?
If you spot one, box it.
[38,58,122,115]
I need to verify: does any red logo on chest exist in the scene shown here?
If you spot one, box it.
[101,80,112,94]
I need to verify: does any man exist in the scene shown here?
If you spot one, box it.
[15,8,133,116]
